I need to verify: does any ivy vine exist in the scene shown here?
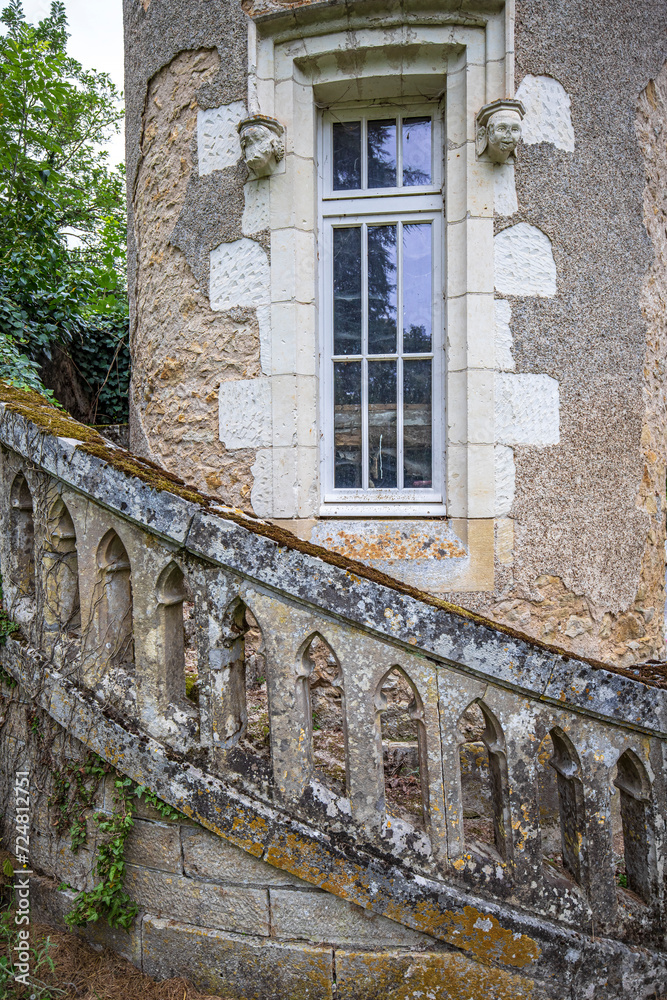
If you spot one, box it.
[20,711,185,933]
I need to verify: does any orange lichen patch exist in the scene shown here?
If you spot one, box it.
[228,814,268,858]
[335,949,545,1000]
[263,834,539,971]
[264,835,369,904]
[314,525,467,563]
[442,905,540,969]
[381,899,539,970]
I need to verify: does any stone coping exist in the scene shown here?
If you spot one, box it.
[0,383,666,736]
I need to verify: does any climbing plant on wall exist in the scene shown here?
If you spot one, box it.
[0,0,130,422]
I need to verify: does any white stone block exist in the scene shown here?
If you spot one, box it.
[467,444,496,518]
[271,375,297,448]
[296,446,319,517]
[210,238,270,311]
[466,217,495,295]
[494,299,514,371]
[272,446,299,518]
[465,294,496,370]
[197,102,246,176]
[445,443,467,518]
[242,179,270,235]
[515,74,575,152]
[495,373,560,446]
[494,445,515,516]
[250,448,272,517]
[219,378,272,449]
[494,223,557,297]
[467,369,495,444]
[256,303,271,376]
[446,370,467,445]
[495,517,514,565]
[494,161,518,217]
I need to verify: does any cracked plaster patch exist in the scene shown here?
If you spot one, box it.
[515,75,575,152]
[494,223,557,297]
[197,102,246,175]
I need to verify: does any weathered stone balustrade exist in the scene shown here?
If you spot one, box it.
[1,387,666,997]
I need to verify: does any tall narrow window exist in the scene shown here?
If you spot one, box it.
[321,107,444,514]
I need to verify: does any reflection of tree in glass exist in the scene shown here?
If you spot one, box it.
[368,226,397,355]
[333,122,361,190]
[333,228,361,355]
[404,324,429,353]
[367,120,397,188]
[402,118,432,187]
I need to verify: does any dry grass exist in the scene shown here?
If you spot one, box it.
[3,920,230,1000]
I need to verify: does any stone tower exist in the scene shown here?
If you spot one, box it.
[125,0,667,667]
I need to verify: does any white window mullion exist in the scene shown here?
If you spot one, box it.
[361,222,369,491]
[396,219,405,491]
[361,118,368,191]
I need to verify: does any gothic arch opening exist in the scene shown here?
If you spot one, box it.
[217,599,269,761]
[538,728,586,884]
[377,666,427,826]
[457,700,511,860]
[156,560,192,702]
[613,750,652,903]
[96,530,133,667]
[44,498,80,633]
[10,473,35,599]
[301,634,347,796]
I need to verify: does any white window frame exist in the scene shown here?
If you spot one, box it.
[318,103,446,517]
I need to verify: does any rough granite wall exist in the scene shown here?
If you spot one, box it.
[125,0,257,503]
[455,0,667,668]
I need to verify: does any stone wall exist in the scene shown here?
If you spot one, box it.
[125,0,667,677]
[464,1,667,668]
[3,698,559,1000]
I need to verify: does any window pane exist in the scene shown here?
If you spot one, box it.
[402,117,432,186]
[404,360,432,488]
[367,119,397,188]
[333,121,361,190]
[333,227,362,355]
[334,362,362,488]
[368,225,397,355]
[368,360,397,489]
[403,223,432,353]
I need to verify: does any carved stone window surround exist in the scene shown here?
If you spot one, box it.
[237,2,512,597]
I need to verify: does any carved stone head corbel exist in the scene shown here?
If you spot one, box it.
[237,114,285,178]
[476,99,526,164]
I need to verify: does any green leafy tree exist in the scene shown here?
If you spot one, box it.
[0,0,130,421]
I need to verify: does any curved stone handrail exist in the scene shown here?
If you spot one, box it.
[1,387,666,995]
